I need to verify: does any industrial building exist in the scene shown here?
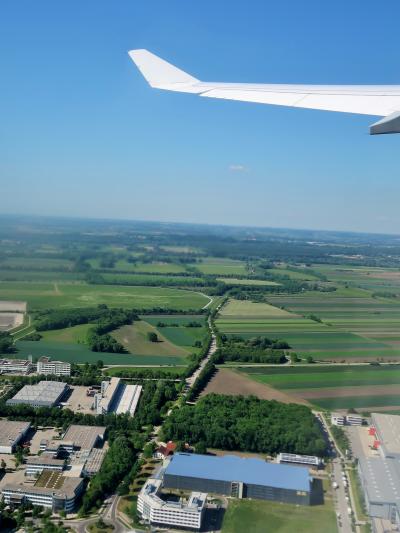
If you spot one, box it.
[0,358,34,375]
[277,453,322,469]
[164,453,312,505]
[358,413,400,527]
[0,420,31,454]
[25,456,65,476]
[62,424,106,451]
[6,381,68,408]
[37,357,71,377]
[2,471,83,512]
[331,412,363,426]
[138,477,206,530]
[39,424,107,478]
[94,378,142,416]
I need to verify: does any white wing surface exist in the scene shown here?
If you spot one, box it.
[128,49,400,134]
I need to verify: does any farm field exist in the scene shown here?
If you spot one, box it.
[0,256,74,270]
[217,298,400,361]
[216,278,280,286]
[11,340,185,366]
[0,282,208,310]
[193,257,248,276]
[88,259,187,274]
[238,365,400,412]
[40,323,92,343]
[201,368,309,405]
[111,320,190,357]
[221,497,337,533]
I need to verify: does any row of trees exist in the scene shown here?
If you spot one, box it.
[162,393,326,456]
[0,332,15,353]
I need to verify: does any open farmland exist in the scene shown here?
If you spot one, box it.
[111,320,190,357]
[11,340,185,366]
[0,281,208,311]
[238,365,400,412]
[268,291,400,359]
[193,257,248,275]
[202,368,309,405]
[217,297,400,361]
[88,259,188,274]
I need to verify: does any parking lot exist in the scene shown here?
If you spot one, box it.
[62,385,96,414]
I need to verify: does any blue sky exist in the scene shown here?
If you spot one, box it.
[1,0,400,233]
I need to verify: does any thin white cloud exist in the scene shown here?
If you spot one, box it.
[229,164,248,172]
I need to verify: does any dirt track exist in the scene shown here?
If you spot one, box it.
[201,368,310,406]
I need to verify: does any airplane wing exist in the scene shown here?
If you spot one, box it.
[128,49,400,134]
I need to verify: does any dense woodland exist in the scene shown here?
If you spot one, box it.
[162,394,326,456]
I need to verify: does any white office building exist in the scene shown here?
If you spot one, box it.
[37,357,71,377]
[2,474,83,512]
[138,478,206,530]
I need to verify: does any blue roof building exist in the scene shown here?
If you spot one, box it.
[164,453,312,505]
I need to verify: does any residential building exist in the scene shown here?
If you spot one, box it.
[154,441,177,460]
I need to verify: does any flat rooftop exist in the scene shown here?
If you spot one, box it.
[372,413,400,456]
[25,456,65,467]
[165,453,311,492]
[63,425,106,451]
[3,472,82,500]
[359,456,400,504]
[0,420,30,447]
[6,381,67,406]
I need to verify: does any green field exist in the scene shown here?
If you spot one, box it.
[239,365,400,411]
[217,297,400,361]
[221,498,337,533]
[89,259,188,274]
[217,278,280,286]
[111,320,190,357]
[0,282,208,310]
[40,323,92,343]
[0,256,74,270]
[193,258,248,276]
[12,340,185,366]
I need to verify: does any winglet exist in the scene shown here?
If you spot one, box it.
[128,49,202,92]
[370,111,400,135]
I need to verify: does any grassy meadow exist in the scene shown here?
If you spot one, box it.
[0,281,208,311]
